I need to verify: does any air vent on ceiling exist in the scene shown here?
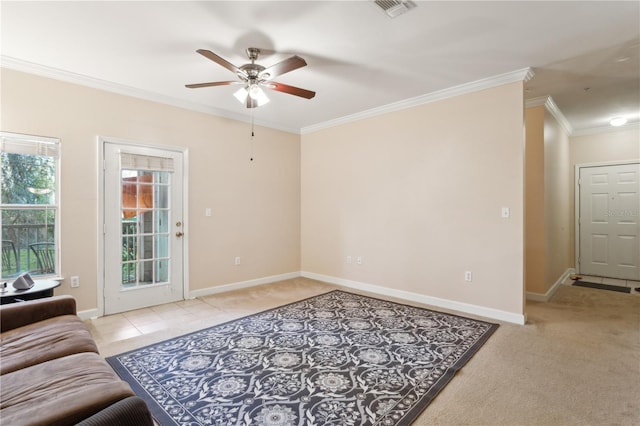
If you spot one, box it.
[374,0,417,18]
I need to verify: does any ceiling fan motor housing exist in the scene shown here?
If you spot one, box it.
[239,63,265,80]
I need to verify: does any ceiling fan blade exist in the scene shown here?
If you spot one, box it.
[266,82,316,99]
[185,81,241,89]
[261,56,307,79]
[196,49,242,75]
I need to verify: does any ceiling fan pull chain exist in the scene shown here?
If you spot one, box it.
[250,107,255,162]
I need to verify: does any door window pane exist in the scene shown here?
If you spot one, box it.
[155,259,169,283]
[155,210,168,233]
[119,166,171,289]
[155,235,169,258]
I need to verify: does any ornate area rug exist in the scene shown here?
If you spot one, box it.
[107,290,498,425]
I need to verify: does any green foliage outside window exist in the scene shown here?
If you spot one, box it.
[1,134,59,279]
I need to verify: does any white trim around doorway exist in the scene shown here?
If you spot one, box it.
[574,159,640,276]
[96,136,189,318]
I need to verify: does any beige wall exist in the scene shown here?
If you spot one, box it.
[569,127,640,264]
[525,102,575,296]
[571,127,640,165]
[543,109,571,289]
[2,68,531,318]
[524,106,546,294]
[1,69,301,312]
[301,82,526,316]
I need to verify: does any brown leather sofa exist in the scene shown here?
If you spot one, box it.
[0,296,154,425]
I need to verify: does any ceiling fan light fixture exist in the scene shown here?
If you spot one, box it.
[248,84,262,99]
[234,85,270,107]
[233,86,249,104]
[249,84,270,106]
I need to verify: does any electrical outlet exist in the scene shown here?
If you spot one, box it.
[70,276,80,288]
[356,256,363,265]
[464,271,472,282]
[234,257,241,265]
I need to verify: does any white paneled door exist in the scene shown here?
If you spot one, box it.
[578,163,640,280]
[103,142,185,315]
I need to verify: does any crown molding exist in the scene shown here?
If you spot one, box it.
[571,121,640,137]
[301,67,535,134]
[0,56,300,134]
[525,95,640,136]
[525,95,573,135]
[3,56,536,136]
[524,95,549,108]
[542,96,573,135]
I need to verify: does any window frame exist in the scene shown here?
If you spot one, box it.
[0,131,61,279]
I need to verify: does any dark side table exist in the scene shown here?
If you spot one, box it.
[0,279,61,304]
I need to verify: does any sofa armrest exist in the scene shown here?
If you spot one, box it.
[74,396,154,426]
[0,295,77,333]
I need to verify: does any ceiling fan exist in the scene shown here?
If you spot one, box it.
[186,47,316,108]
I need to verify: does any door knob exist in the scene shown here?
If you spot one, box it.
[176,232,184,237]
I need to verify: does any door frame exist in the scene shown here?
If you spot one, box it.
[97,136,189,317]
[574,159,640,276]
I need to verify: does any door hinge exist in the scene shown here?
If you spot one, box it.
[578,257,581,264]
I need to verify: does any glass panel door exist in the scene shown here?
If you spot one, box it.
[103,142,184,315]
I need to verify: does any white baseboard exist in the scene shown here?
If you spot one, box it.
[526,268,575,302]
[83,271,529,325]
[302,271,526,325]
[77,308,99,321]
[188,271,301,299]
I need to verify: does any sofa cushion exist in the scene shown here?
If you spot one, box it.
[0,315,99,375]
[0,352,135,426]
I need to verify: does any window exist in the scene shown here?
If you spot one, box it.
[119,153,173,288]
[1,132,60,279]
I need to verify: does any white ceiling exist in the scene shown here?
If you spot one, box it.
[2,1,639,134]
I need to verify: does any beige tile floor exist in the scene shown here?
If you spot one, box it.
[86,276,640,425]
[87,278,341,357]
